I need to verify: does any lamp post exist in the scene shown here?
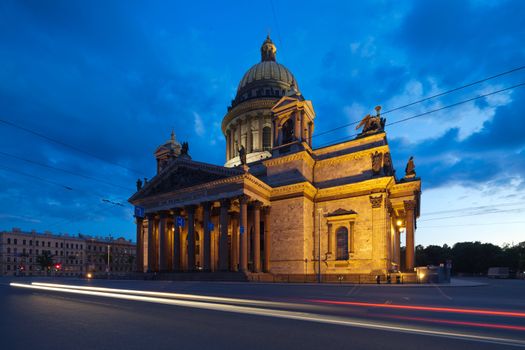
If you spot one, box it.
[106,244,110,279]
[317,208,323,284]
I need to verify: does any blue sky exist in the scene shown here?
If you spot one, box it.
[1,0,524,246]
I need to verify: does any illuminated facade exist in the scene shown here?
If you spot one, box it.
[0,228,135,277]
[129,36,421,279]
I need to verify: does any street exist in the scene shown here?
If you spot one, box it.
[1,277,524,349]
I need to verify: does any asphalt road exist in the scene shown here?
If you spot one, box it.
[1,277,524,350]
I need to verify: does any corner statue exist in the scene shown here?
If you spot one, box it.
[356,105,386,136]
[404,156,416,178]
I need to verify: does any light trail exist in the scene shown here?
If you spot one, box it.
[311,299,525,318]
[30,282,289,309]
[379,314,525,332]
[10,282,525,348]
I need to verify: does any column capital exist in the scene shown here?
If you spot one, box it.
[158,210,170,218]
[252,200,263,209]
[238,195,249,205]
[201,201,213,210]
[404,200,416,211]
[262,205,271,214]
[220,198,231,207]
[185,205,197,213]
[369,194,383,208]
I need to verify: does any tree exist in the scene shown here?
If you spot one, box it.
[36,251,54,275]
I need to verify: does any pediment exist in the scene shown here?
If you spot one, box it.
[325,208,358,217]
[130,160,241,201]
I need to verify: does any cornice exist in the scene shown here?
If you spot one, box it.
[270,181,317,200]
[222,99,277,133]
[317,177,393,201]
[263,150,315,168]
[316,145,390,166]
[314,132,387,156]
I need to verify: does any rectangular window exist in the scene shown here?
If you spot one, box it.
[36,241,39,246]
[7,238,10,244]
[14,239,17,244]
[60,243,63,248]
[7,247,10,253]
[7,265,10,270]
[36,249,39,255]
[23,240,26,245]
[55,242,58,248]
[48,242,51,247]
[30,240,33,246]
[76,244,78,249]
[29,249,32,254]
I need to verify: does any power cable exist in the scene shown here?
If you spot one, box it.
[0,151,134,191]
[313,65,525,139]
[315,81,525,148]
[0,118,145,176]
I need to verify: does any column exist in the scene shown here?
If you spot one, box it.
[263,206,271,272]
[252,202,261,272]
[231,214,238,271]
[147,214,156,272]
[158,212,168,272]
[226,130,231,160]
[404,200,416,271]
[327,223,333,256]
[247,117,253,153]
[294,111,301,141]
[219,199,229,271]
[202,202,212,271]
[135,217,144,272]
[237,122,241,150]
[172,210,182,271]
[393,226,400,268]
[258,116,263,151]
[239,196,248,272]
[186,205,196,271]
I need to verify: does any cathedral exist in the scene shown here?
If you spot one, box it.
[129,36,421,281]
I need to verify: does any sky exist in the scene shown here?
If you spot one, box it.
[0,0,524,246]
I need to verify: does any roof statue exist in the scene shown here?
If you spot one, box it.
[356,105,386,136]
[236,141,247,166]
[405,156,416,179]
[136,178,143,191]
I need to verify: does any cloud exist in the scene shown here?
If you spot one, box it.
[193,112,205,136]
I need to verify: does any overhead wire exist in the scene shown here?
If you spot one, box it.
[0,118,145,176]
[315,81,525,148]
[312,64,525,139]
[0,150,134,191]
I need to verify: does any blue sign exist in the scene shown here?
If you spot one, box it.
[240,226,245,234]
[176,216,185,227]
[208,222,215,231]
[134,206,145,218]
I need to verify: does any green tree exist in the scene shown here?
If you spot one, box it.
[36,251,54,275]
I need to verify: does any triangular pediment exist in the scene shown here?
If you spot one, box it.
[130,159,242,202]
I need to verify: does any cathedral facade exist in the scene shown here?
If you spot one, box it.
[129,36,421,280]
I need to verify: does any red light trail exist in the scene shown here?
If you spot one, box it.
[310,299,525,318]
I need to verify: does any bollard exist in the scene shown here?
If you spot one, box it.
[396,275,401,284]
[376,275,380,284]
[386,274,391,284]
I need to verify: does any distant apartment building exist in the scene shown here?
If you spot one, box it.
[0,228,135,277]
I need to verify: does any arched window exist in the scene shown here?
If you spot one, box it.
[336,227,349,260]
[262,126,271,150]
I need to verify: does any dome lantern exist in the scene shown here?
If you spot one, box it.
[261,35,277,62]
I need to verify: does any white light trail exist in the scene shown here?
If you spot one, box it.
[10,282,525,348]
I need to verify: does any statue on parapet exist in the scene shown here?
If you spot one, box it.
[404,156,416,178]
[136,178,143,191]
[236,142,247,166]
[356,105,386,136]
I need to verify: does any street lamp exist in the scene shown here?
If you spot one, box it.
[317,208,323,284]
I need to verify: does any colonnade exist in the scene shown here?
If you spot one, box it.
[225,116,272,160]
[135,196,271,273]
